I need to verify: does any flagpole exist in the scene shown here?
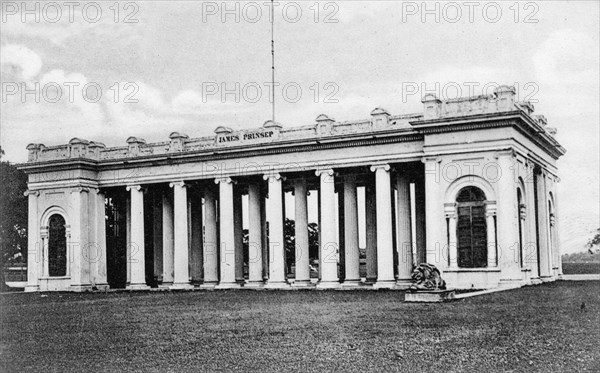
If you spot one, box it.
[271,0,275,124]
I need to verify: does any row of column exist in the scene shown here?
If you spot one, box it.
[125,164,417,290]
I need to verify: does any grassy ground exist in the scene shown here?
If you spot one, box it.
[562,262,600,274]
[1,282,599,373]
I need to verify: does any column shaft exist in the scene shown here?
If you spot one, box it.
[447,213,458,267]
[127,186,149,289]
[172,182,192,289]
[202,187,219,286]
[372,165,395,288]
[247,183,264,285]
[536,170,552,279]
[162,191,174,285]
[264,173,288,287]
[25,191,40,292]
[316,169,339,288]
[152,192,163,283]
[497,154,522,284]
[414,176,427,264]
[343,178,360,285]
[234,189,244,283]
[293,179,311,285]
[95,190,109,289]
[396,172,413,287]
[486,209,497,267]
[216,178,238,288]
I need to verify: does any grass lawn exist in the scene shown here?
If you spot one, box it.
[1,281,599,373]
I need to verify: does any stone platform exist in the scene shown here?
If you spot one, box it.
[404,289,456,303]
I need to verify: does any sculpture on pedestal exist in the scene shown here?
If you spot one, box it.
[409,263,446,290]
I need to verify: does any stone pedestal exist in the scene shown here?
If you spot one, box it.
[405,289,456,302]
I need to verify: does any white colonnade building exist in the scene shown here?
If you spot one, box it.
[19,86,565,292]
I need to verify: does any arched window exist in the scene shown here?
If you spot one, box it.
[48,214,67,277]
[456,187,487,268]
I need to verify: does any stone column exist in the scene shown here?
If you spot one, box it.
[201,187,219,287]
[170,181,193,289]
[536,169,552,280]
[445,205,458,267]
[233,188,244,283]
[524,162,539,280]
[424,158,444,268]
[246,183,264,286]
[486,205,497,267]
[94,189,109,290]
[395,172,413,287]
[126,194,131,285]
[316,169,339,288]
[551,181,562,277]
[343,176,360,286]
[25,190,40,292]
[365,182,377,283]
[497,153,522,285]
[293,179,311,286]
[215,177,239,288]
[264,172,288,288]
[70,187,91,291]
[370,164,395,288]
[161,190,174,287]
[126,185,149,290]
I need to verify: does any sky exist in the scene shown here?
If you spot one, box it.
[1,0,598,254]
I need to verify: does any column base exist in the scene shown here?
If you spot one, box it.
[158,282,173,289]
[199,282,218,289]
[395,279,412,289]
[372,280,396,289]
[94,283,110,291]
[264,281,291,289]
[341,279,361,287]
[126,284,151,291]
[539,276,555,283]
[244,281,265,289]
[215,282,242,289]
[170,283,194,290]
[316,280,341,289]
[529,277,543,285]
[24,285,39,292]
[364,277,377,285]
[291,280,314,288]
[70,284,94,292]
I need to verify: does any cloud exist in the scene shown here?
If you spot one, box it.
[0,44,42,80]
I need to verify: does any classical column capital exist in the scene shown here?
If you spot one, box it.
[126,184,144,192]
[263,172,285,182]
[169,181,187,189]
[215,177,234,185]
[370,164,390,173]
[315,168,334,177]
[24,190,40,197]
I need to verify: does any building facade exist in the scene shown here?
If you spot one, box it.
[19,86,565,292]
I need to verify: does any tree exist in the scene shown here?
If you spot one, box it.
[586,228,600,254]
[0,150,29,268]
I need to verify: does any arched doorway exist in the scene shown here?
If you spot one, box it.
[48,214,67,277]
[456,186,488,268]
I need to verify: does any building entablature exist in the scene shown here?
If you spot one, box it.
[19,86,564,178]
